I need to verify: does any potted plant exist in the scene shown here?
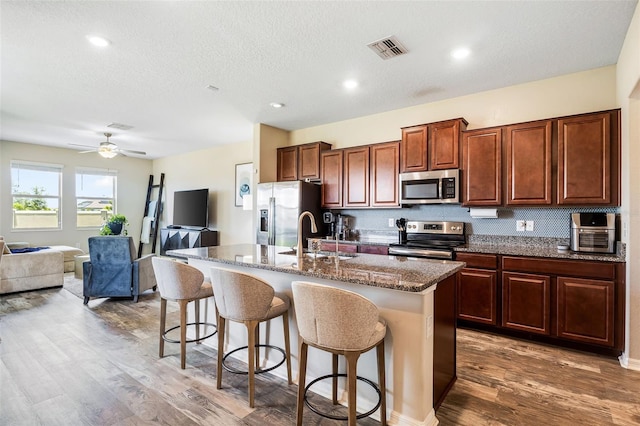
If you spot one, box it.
[100,213,128,236]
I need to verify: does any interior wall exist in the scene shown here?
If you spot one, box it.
[616,1,640,369]
[152,140,254,246]
[256,123,289,183]
[0,141,153,253]
[290,66,617,148]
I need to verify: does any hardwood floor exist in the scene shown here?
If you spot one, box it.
[2,277,640,425]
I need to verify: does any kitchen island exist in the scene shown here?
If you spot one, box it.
[168,244,465,426]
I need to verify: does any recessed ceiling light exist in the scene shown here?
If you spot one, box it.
[270,102,285,108]
[451,47,471,60]
[87,35,110,47]
[343,79,358,90]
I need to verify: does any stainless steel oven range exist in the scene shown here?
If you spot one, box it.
[388,220,465,260]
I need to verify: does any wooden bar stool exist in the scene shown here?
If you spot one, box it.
[291,281,387,426]
[152,257,217,369]
[210,266,292,408]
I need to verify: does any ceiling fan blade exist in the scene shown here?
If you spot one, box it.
[69,143,98,149]
[120,149,146,155]
[78,150,97,154]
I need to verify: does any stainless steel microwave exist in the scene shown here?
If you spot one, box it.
[399,169,460,205]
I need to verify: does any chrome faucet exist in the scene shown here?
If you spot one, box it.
[297,211,318,259]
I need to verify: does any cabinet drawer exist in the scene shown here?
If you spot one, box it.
[358,245,388,255]
[319,241,358,253]
[455,252,497,269]
[502,256,616,280]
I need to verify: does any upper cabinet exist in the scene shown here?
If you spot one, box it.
[463,109,620,207]
[506,120,552,205]
[400,118,467,173]
[321,141,400,209]
[462,127,503,206]
[277,141,331,182]
[558,111,618,205]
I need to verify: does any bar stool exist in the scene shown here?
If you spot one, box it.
[291,281,387,426]
[151,257,217,369]
[210,266,293,408]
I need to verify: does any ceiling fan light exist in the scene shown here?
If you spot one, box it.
[98,146,118,158]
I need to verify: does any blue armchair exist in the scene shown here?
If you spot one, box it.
[83,236,157,305]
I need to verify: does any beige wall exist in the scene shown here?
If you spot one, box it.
[152,140,254,246]
[0,141,153,253]
[617,3,640,368]
[290,66,617,148]
[255,123,289,183]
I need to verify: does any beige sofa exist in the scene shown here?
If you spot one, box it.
[0,237,66,295]
[6,241,83,273]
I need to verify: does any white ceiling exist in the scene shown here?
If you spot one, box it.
[1,1,637,159]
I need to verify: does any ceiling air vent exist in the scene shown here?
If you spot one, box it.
[367,36,408,60]
[107,122,134,130]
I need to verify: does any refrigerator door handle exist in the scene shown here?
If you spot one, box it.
[268,197,276,245]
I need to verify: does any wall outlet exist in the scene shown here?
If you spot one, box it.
[516,220,526,232]
[526,221,534,232]
[388,218,395,227]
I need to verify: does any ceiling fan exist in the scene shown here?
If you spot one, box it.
[70,133,146,158]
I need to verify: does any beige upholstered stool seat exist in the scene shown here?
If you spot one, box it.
[210,266,292,408]
[152,257,217,369]
[292,280,387,426]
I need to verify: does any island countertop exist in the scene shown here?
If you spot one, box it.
[167,243,465,293]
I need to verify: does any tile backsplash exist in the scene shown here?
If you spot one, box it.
[329,205,619,239]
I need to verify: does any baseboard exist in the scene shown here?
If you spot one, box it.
[619,352,640,371]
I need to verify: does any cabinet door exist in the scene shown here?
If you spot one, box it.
[429,119,463,170]
[457,268,497,325]
[370,141,400,207]
[358,244,388,255]
[502,272,551,335]
[318,241,357,253]
[400,125,428,172]
[343,146,370,207]
[462,128,502,206]
[557,276,615,347]
[298,142,330,181]
[506,120,552,205]
[320,150,343,208]
[277,146,298,181]
[557,112,611,204]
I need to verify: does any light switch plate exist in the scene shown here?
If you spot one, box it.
[516,220,526,232]
[526,221,534,231]
[388,218,395,227]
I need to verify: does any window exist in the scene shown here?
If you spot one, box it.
[11,161,62,230]
[76,168,117,228]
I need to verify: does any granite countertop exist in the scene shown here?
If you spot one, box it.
[168,244,465,293]
[456,236,626,263]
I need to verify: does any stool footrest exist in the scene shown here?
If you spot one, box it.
[162,322,217,344]
[304,373,382,421]
[222,344,286,375]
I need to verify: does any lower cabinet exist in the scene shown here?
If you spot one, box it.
[456,253,624,354]
[502,272,550,335]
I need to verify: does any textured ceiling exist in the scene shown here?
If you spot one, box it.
[1,1,637,159]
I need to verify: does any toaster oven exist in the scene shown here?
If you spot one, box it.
[570,213,616,254]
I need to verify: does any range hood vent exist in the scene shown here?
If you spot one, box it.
[367,36,408,60]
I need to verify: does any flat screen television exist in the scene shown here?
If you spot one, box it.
[172,189,209,229]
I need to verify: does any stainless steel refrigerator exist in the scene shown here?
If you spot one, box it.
[256,181,322,248]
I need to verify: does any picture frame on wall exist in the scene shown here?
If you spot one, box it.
[235,162,253,207]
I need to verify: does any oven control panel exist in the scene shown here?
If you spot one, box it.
[405,221,464,235]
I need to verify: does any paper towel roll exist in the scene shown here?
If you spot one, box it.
[469,208,498,219]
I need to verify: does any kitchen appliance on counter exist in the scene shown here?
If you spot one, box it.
[570,213,616,254]
[388,220,465,260]
[256,181,322,248]
[399,169,459,205]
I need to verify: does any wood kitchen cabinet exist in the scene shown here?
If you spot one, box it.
[277,141,331,182]
[400,118,467,173]
[506,120,552,205]
[462,127,503,206]
[370,141,400,207]
[557,111,619,205]
[343,146,370,207]
[400,125,428,172]
[456,253,498,325]
[320,149,343,208]
[557,276,615,347]
[430,118,467,170]
[502,271,551,335]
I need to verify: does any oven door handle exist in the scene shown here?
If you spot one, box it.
[388,247,454,260]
